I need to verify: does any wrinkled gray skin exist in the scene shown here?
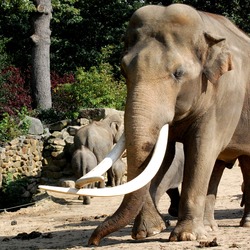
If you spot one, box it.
[108,158,126,187]
[71,146,97,204]
[74,114,124,186]
[88,3,250,246]
[133,142,184,238]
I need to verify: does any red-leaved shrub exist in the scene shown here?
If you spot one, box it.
[0,66,32,117]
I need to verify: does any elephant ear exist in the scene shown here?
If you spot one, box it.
[104,114,123,142]
[203,32,233,84]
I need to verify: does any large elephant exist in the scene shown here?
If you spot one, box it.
[86,3,250,245]
[39,3,250,246]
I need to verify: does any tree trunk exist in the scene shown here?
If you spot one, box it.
[31,0,52,110]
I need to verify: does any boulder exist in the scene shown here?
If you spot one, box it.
[24,116,44,135]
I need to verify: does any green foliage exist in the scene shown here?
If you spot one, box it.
[50,0,144,74]
[0,37,9,67]
[0,173,31,211]
[36,107,74,124]
[52,61,126,116]
[0,0,35,11]
[0,0,249,128]
[0,107,30,144]
[1,0,249,77]
[52,0,82,24]
[76,63,126,109]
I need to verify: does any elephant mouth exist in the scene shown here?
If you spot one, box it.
[39,124,169,197]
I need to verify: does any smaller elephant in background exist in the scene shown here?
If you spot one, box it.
[73,114,124,186]
[107,158,126,187]
[71,145,97,205]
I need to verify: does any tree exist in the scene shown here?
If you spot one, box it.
[50,0,144,74]
[31,0,52,110]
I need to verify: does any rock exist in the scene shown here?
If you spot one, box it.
[9,138,19,146]
[50,131,63,139]
[0,108,124,208]
[21,190,31,198]
[59,179,75,188]
[64,135,74,144]
[49,120,71,131]
[78,108,106,120]
[79,118,89,126]
[103,108,124,120]
[11,220,17,226]
[53,138,66,147]
[24,116,44,135]
[67,126,81,136]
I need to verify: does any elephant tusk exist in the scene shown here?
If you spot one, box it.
[39,124,169,197]
[75,176,105,187]
[74,132,126,188]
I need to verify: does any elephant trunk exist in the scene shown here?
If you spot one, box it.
[88,186,149,246]
[88,125,154,246]
[88,90,170,245]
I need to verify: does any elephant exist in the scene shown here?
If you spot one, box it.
[107,158,126,187]
[71,145,97,204]
[153,142,184,218]
[73,113,124,186]
[85,3,250,245]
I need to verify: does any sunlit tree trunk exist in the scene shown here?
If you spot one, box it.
[31,0,52,110]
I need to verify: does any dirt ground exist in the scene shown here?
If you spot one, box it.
[1,166,250,250]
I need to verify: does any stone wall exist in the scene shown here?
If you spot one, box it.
[0,108,124,200]
[0,135,43,198]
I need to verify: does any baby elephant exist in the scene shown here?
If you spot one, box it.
[108,158,126,187]
[71,146,97,205]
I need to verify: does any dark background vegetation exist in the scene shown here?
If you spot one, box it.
[0,0,249,136]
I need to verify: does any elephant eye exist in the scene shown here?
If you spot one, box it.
[173,67,185,80]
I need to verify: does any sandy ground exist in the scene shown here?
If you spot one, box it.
[1,166,250,250]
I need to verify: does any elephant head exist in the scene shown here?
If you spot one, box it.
[103,113,124,143]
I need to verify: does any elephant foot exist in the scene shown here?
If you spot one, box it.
[240,217,250,227]
[166,188,180,217]
[83,196,91,205]
[132,213,166,240]
[169,221,207,241]
[203,218,219,232]
[168,205,179,217]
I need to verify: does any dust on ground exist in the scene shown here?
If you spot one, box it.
[1,166,250,250]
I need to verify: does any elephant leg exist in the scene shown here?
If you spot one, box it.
[238,156,250,227]
[82,183,93,205]
[166,187,180,217]
[132,191,166,240]
[106,171,113,187]
[204,160,225,231]
[169,135,219,241]
[132,143,176,239]
[83,196,91,205]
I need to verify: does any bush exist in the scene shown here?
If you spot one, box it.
[0,107,30,145]
[52,62,126,118]
[0,173,31,211]
[0,66,32,117]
